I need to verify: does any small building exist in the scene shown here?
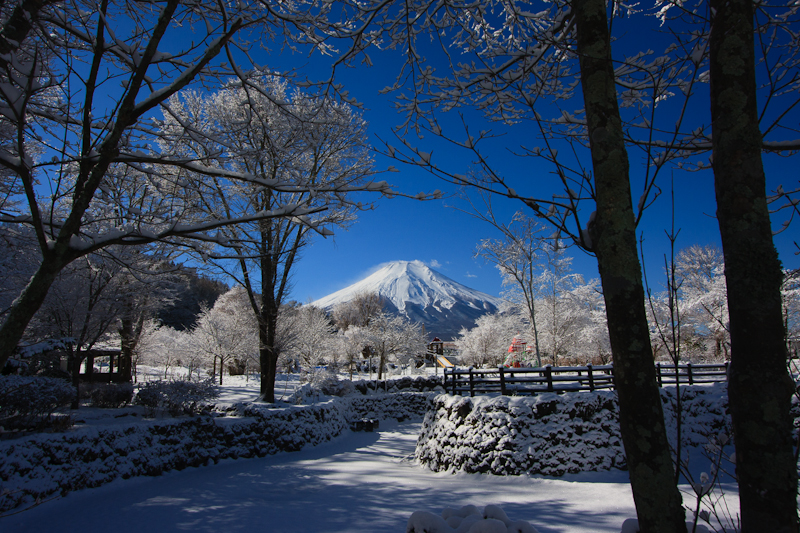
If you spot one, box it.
[428,337,444,356]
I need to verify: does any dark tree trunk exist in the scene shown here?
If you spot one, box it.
[70,346,83,409]
[118,316,135,383]
[86,352,95,380]
[708,1,798,530]
[257,221,280,404]
[0,251,77,368]
[259,313,279,403]
[573,0,686,530]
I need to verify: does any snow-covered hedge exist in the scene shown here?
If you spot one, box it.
[134,379,219,416]
[417,391,625,476]
[353,375,445,395]
[659,384,732,449]
[287,375,444,404]
[0,392,433,513]
[416,384,740,477]
[347,391,434,422]
[0,376,75,430]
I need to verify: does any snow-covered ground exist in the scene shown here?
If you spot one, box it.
[2,419,654,533]
[0,371,742,533]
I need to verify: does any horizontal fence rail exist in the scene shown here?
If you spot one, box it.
[443,362,729,397]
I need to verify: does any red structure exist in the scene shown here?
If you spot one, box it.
[505,336,528,367]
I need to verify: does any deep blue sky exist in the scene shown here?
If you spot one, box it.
[268,18,800,303]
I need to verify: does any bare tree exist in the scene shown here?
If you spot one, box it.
[0,0,403,371]
[291,305,335,373]
[473,205,546,367]
[190,287,257,385]
[333,291,385,330]
[160,74,375,402]
[675,245,729,361]
[364,312,426,379]
[457,311,524,368]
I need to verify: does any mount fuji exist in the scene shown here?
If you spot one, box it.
[311,260,503,340]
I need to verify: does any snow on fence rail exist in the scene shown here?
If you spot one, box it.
[443,362,729,397]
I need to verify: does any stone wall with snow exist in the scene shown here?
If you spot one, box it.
[416,384,739,477]
[0,392,434,513]
[416,391,626,476]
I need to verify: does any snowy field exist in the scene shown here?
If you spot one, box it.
[0,369,741,533]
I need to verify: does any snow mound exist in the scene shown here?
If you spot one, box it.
[407,504,539,533]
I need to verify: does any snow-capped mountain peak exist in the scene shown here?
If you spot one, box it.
[312,260,502,339]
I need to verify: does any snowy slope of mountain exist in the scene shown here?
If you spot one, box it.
[312,260,503,340]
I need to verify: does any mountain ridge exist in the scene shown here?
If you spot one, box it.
[312,260,502,340]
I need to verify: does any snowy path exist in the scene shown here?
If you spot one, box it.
[1,421,638,533]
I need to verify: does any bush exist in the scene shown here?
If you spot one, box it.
[134,379,219,416]
[310,371,355,397]
[0,375,74,430]
[80,382,134,408]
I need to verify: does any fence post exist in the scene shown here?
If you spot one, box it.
[452,367,457,395]
[687,362,694,385]
[724,361,730,381]
[587,364,595,391]
[656,363,663,387]
[545,365,553,392]
[469,367,475,397]
[499,366,507,396]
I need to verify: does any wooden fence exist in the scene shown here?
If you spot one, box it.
[443,362,729,397]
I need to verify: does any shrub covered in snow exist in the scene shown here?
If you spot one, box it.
[0,376,75,430]
[407,504,539,533]
[353,375,444,395]
[416,383,771,479]
[659,384,732,449]
[134,379,219,416]
[79,382,134,408]
[417,391,625,476]
[310,371,356,397]
[347,392,434,423]
[289,375,444,402]
[0,392,434,513]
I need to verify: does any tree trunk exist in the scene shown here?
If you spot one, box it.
[378,352,386,380]
[118,316,135,383]
[0,259,65,368]
[708,1,798,530]
[259,316,278,403]
[70,345,82,409]
[573,0,686,530]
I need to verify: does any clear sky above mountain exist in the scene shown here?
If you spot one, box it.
[265,18,800,304]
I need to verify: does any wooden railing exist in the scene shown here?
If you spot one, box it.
[443,362,729,397]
